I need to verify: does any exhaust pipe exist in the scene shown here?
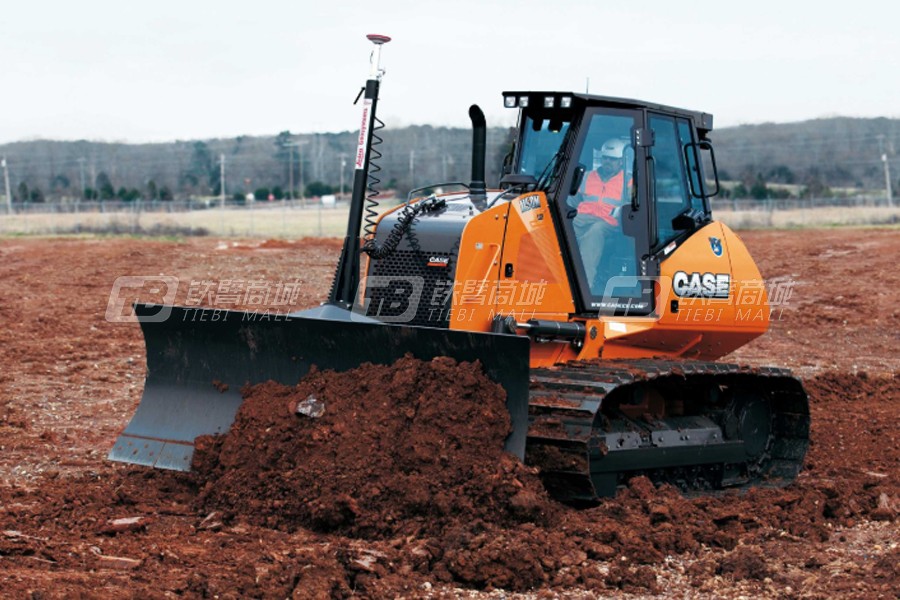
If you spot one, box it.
[469,104,487,202]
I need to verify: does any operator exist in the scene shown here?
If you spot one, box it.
[570,137,631,279]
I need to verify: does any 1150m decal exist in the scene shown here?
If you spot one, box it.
[673,271,730,298]
[518,194,541,213]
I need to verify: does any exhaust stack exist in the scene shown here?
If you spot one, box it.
[469,104,487,201]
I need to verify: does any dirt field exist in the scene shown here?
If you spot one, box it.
[0,229,897,599]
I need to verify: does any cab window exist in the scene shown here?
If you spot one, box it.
[517,116,571,180]
[650,114,691,247]
[677,119,707,213]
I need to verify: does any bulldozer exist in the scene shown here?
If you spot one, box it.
[110,35,809,503]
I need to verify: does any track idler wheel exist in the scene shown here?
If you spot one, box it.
[723,391,774,476]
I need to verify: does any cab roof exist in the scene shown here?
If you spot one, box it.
[501,91,714,135]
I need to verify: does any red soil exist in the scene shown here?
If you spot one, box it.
[0,229,897,598]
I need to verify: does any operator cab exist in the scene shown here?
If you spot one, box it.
[501,92,719,317]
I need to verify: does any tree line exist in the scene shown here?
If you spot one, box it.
[1,117,897,203]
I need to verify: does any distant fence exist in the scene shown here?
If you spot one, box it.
[0,196,897,238]
[712,196,894,211]
[0,199,357,238]
[711,196,899,228]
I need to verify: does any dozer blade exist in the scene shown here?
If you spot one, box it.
[110,304,531,470]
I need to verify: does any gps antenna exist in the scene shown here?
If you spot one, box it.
[325,34,391,311]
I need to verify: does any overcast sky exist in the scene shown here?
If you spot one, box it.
[2,0,898,144]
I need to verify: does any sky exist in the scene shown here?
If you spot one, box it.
[2,0,898,144]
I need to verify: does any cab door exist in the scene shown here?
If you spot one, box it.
[646,112,707,253]
[555,107,653,316]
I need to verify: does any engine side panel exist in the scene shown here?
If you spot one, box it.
[450,192,578,366]
[602,222,769,361]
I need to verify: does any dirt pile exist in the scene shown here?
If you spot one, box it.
[804,370,899,404]
[189,360,900,594]
[193,355,558,538]
[801,371,899,524]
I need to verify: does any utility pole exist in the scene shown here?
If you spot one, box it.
[77,157,86,204]
[219,154,226,208]
[297,141,307,207]
[409,149,415,189]
[284,140,308,207]
[339,153,347,200]
[2,157,12,214]
[89,160,97,201]
[877,135,894,208]
[299,142,304,207]
[288,143,294,200]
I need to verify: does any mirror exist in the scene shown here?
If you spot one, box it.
[683,140,720,199]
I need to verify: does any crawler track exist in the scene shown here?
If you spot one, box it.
[526,359,810,504]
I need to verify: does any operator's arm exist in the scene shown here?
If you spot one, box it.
[611,175,635,217]
[568,191,597,209]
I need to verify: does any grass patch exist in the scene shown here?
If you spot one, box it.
[716,206,900,229]
[0,205,354,238]
[59,222,209,238]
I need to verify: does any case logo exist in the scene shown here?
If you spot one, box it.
[427,256,451,267]
[673,271,730,299]
[709,237,723,257]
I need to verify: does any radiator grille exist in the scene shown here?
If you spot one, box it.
[365,250,456,328]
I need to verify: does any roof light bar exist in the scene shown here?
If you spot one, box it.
[503,94,575,109]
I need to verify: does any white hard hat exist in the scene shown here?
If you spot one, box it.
[599,138,627,159]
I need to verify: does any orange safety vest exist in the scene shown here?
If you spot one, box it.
[576,171,626,226]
